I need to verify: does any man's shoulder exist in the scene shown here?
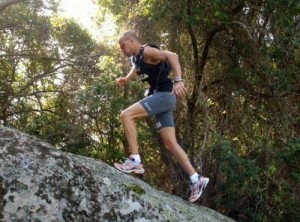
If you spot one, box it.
[143,44,162,56]
[144,43,160,49]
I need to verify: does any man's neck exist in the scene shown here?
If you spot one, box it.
[132,43,142,57]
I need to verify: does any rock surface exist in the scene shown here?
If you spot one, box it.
[0,126,234,222]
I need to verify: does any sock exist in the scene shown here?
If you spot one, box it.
[130,154,141,164]
[190,173,200,184]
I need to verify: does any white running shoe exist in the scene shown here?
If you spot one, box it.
[189,176,209,202]
[114,158,145,174]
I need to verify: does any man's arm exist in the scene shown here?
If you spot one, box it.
[116,66,138,87]
[143,47,187,97]
[143,47,182,78]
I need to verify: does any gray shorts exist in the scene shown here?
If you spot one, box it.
[139,92,176,129]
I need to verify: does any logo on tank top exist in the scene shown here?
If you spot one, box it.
[139,73,149,81]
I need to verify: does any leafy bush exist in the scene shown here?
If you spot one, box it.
[209,136,300,222]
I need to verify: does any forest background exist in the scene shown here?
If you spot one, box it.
[0,0,299,221]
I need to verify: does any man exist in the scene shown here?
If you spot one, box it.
[114,31,209,202]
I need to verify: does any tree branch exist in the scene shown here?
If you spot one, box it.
[0,64,69,114]
[0,0,25,13]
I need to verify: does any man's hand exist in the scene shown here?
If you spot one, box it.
[116,77,127,87]
[173,81,187,97]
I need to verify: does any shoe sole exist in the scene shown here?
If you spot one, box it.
[114,163,145,174]
[189,178,209,202]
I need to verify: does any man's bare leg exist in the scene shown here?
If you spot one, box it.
[114,102,148,174]
[159,126,209,202]
[159,126,196,176]
[120,102,148,155]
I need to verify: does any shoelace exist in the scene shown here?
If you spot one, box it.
[190,177,202,189]
[123,158,133,164]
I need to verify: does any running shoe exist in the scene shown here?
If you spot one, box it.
[189,176,209,202]
[114,158,145,174]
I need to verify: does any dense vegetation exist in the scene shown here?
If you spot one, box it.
[0,0,299,221]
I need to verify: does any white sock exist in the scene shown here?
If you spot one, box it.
[190,173,200,184]
[130,154,141,164]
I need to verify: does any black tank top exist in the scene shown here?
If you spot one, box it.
[131,44,173,95]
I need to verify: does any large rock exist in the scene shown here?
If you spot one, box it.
[0,126,234,222]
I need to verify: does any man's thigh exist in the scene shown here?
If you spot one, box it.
[139,92,176,116]
[122,102,149,119]
[155,111,174,129]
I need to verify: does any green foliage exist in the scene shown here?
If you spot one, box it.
[270,138,300,221]
[209,136,262,220]
[125,184,146,195]
[209,135,300,221]
[0,0,101,155]
[0,0,61,126]
[51,16,96,56]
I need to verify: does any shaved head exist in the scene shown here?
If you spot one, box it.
[119,31,139,42]
[118,31,142,57]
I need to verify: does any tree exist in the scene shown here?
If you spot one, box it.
[0,0,102,152]
[0,0,63,126]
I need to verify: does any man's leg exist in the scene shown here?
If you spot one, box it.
[120,102,148,154]
[159,126,209,202]
[114,102,149,174]
[159,127,196,176]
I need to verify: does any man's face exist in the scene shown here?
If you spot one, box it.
[119,38,132,57]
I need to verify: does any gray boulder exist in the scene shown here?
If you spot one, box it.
[0,126,234,222]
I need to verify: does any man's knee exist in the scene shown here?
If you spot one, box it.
[163,140,178,151]
[120,110,130,122]
[120,103,148,122]
[164,144,172,151]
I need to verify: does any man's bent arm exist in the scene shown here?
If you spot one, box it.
[143,47,182,80]
[117,67,138,87]
[125,67,138,82]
